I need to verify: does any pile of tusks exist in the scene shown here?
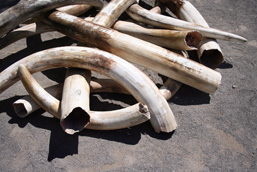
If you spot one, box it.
[0,0,246,135]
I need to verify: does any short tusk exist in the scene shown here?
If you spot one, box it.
[126,4,247,42]
[169,1,223,69]
[0,0,104,38]
[60,68,91,134]
[1,47,176,133]
[43,11,221,93]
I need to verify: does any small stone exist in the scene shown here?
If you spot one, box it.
[232,85,237,89]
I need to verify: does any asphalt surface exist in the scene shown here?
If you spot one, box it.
[0,0,256,171]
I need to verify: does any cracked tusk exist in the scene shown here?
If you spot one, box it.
[43,11,221,93]
[0,47,176,133]
[0,0,104,38]
[126,4,247,42]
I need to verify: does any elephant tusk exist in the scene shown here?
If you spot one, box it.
[113,20,202,50]
[165,0,224,69]
[13,79,129,118]
[42,11,221,93]
[0,46,176,133]
[126,4,246,42]
[0,0,104,38]
[60,68,91,134]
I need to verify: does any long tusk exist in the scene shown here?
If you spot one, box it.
[17,64,150,131]
[0,0,104,38]
[113,20,202,50]
[1,46,176,133]
[0,17,202,51]
[59,0,138,134]
[167,0,223,69]
[60,68,91,134]
[42,11,221,93]
[126,4,246,42]
[13,79,129,118]
[0,4,93,49]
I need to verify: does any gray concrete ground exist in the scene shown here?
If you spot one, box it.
[0,0,256,171]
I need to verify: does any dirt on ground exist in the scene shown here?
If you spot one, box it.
[0,0,256,171]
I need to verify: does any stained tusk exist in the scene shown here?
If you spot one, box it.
[60,68,91,134]
[1,47,176,133]
[167,0,223,69]
[43,11,221,93]
[0,4,94,49]
[126,4,247,42]
[0,0,104,38]
[113,20,202,50]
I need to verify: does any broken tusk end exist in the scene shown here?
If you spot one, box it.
[185,31,203,48]
[139,103,151,119]
[13,102,30,118]
[61,107,90,135]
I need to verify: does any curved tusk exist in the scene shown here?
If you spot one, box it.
[126,4,247,42]
[0,0,104,38]
[168,0,223,69]
[60,68,91,134]
[17,64,150,131]
[93,0,137,27]
[13,79,129,118]
[57,4,92,16]
[0,4,93,49]
[43,11,221,93]
[1,46,176,133]
[113,20,202,50]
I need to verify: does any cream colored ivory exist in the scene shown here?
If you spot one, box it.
[0,0,104,38]
[113,20,202,50]
[0,17,201,51]
[43,11,221,93]
[60,68,91,134]
[17,64,150,131]
[17,65,183,131]
[59,0,137,134]
[0,47,176,133]
[175,1,223,69]
[13,79,129,118]
[57,4,92,16]
[93,0,136,27]
[13,78,181,118]
[0,4,93,49]
[126,4,246,42]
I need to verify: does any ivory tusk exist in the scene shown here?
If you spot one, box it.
[17,64,150,131]
[126,4,247,42]
[60,68,91,134]
[166,0,223,69]
[13,79,129,118]
[59,0,138,134]
[0,0,104,38]
[93,0,137,28]
[0,46,176,133]
[113,20,202,50]
[0,4,93,49]
[43,11,221,93]
[57,4,92,16]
